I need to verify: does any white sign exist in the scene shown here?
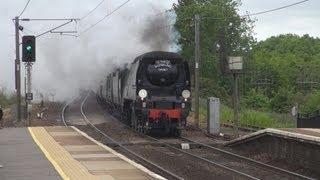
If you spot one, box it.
[26,93,33,100]
[228,56,243,70]
[181,143,190,150]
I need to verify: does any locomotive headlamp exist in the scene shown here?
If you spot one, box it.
[182,90,190,99]
[139,89,148,99]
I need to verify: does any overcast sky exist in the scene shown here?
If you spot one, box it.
[238,0,318,41]
[0,0,318,100]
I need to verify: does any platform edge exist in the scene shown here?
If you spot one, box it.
[71,126,166,180]
[28,127,69,180]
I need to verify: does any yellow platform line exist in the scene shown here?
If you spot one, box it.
[28,127,97,180]
[28,127,69,179]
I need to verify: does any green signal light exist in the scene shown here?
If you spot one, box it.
[26,45,32,51]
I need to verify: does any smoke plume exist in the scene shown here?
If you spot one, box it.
[29,0,179,101]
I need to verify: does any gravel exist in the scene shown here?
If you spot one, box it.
[4,91,316,179]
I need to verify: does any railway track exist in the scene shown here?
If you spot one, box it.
[177,137,314,180]
[128,128,315,180]
[62,92,183,180]
[62,91,316,180]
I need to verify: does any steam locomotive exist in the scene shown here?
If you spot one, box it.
[97,51,191,136]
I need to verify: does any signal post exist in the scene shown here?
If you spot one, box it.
[13,17,78,124]
[22,35,36,125]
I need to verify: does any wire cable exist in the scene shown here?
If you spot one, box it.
[78,0,309,38]
[23,27,37,34]
[145,0,310,34]
[18,0,31,17]
[36,20,74,38]
[189,0,310,20]
[180,0,310,20]
[245,0,309,16]
[78,0,130,37]
[80,0,105,20]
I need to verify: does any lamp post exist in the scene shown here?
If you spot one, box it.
[228,56,243,138]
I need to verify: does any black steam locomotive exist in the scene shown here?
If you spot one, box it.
[97,51,191,136]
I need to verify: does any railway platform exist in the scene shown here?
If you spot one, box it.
[0,126,163,180]
[225,128,320,174]
[225,128,320,146]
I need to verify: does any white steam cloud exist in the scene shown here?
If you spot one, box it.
[22,0,179,101]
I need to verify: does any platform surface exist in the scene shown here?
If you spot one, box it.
[0,128,61,180]
[279,128,320,137]
[0,127,163,180]
[226,128,320,146]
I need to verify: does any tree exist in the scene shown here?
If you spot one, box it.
[173,0,256,100]
[248,34,320,113]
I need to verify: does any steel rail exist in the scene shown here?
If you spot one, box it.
[61,97,79,126]
[142,133,259,179]
[179,137,315,180]
[79,91,183,180]
[61,101,69,126]
[107,114,258,179]
[108,113,315,180]
[93,92,316,180]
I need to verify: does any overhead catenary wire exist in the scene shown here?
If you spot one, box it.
[18,20,76,46]
[78,0,130,37]
[202,0,310,20]
[18,0,31,17]
[245,0,309,17]
[35,20,74,38]
[80,0,105,20]
[23,27,36,34]
[155,0,310,30]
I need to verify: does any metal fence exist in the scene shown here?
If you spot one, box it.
[297,111,320,128]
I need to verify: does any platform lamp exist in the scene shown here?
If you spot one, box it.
[228,56,243,138]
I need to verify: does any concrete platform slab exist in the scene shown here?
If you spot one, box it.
[82,161,137,170]
[226,128,320,147]
[90,170,149,180]
[63,145,106,152]
[49,131,82,136]
[0,128,61,180]
[0,126,165,180]
[280,128,320,138]
[72,153,117,159]
[30,126,165,180]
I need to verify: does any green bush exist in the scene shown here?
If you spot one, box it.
[220,105,294,128]
[241,88,270,111]
[200,77,230,102]
[240,110,274,127]
[220,104,233,124]
[270,86,294,113]
[300,90,320,114]
[239,110,293,128]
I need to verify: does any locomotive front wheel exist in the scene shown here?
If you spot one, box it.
[171,128,181,137]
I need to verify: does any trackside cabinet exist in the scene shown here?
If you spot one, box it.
[207,97,220,135]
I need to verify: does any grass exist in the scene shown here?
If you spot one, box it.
[190,98,294,129]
